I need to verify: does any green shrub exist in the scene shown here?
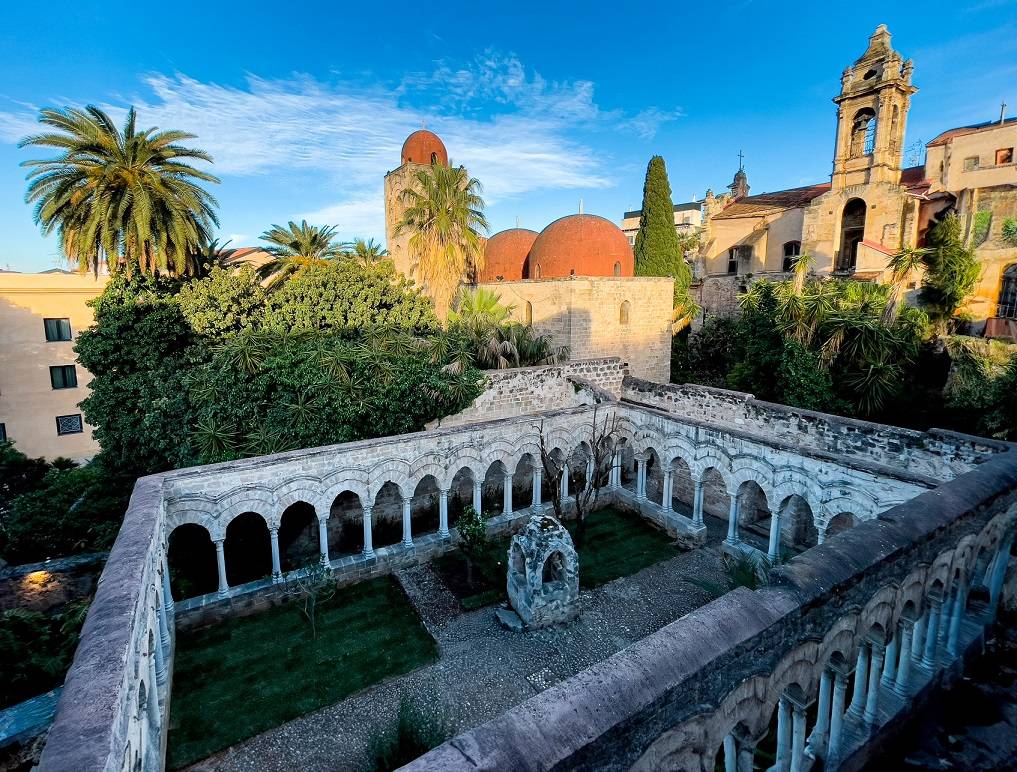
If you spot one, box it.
[177,264,266,340]
[971,210,992,246]
[1002,218,1017,247]
[368,696,449,772]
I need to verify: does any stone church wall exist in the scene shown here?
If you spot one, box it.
[477,276,674,383]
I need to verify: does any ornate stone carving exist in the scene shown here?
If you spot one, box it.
[506,515,580,628]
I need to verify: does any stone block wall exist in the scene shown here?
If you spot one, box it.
[476,276,673,382]
[621,377,1009,480]
[427,358,626,430]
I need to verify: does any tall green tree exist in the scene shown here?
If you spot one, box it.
[920,213,980,329]
[633,156,696,329]
[20,106,219,276]
[259,220,344,288]
[398,163,488,319]
[341,237,389,265]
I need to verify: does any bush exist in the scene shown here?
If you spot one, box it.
[1002,217,1017,247]
[368,696,449,772]
[177,264,265,340]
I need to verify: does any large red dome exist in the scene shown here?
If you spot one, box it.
[478,228,538,282]
[528,214,635,279]
[401,130,448,166]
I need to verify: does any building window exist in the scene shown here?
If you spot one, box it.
[534,264,542,279]
[44,318,72,342]
[850,108,877,157]
[50,365,78,389]
[524,301,533,325]
[619,301,630,325]
[0,423,6,443]
[999,264,1017,319]
[782,241,802,272]
[628,235,635,246]
[963,156,980,171]
[56,414,84,436]
[727,245,751,275]
[997,148,1014,166]
[613,261,621,277]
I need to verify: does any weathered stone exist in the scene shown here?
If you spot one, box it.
[506,515,580,629]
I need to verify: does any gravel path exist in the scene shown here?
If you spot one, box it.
[184,531,731,772]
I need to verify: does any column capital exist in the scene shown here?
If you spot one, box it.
[363,504,373,514]
[213,537,225,547]
[269,525,279,535]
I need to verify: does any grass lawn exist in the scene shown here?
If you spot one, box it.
[166,576,437,769]
[433,507,677,608]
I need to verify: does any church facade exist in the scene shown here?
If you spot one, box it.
[697,25,1017,332]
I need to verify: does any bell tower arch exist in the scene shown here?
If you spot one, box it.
[831,25,917,189]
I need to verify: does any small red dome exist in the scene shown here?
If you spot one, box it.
[478,228,538,282]
[528,214,634,279]
[401,130,448,166]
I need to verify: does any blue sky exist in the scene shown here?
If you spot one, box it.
[1,0,1015,271]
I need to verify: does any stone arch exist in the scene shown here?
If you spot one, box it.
[567,442,593,494]
[543,447,567,503]
[777,494,818,551]
[368,459,413,500]
[542,550,566,585]
[482,459,510,516]
[317,472,370,517]
[667,454,696,517]
[692,448,733,490]
[372,481,405,548]
[839,196,867,271]
[619,300,630,325]
[514,453,537,510]
[411,474,441,538]
[166,522,217,600]
[329,490,363,556]
[643,446,664,505]
[737,480,771,530]
[825,511,858,539]
[278,501,318,571]
[223,511,271,587]
[447,465,476,528]
[699,466,733,521]
[439,446,486,489]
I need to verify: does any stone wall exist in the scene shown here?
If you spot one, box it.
[621,378,1008,480]
[476,276,674,382]
[427,358,626,430]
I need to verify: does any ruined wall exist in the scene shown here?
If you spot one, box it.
[427,358,626,430]
[476,277,673,382]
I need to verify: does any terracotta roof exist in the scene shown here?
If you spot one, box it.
[528,214,634,279]
[479,228,537,282]
[623,200,702,219]
[712,183,830,220]
[401,130,448,166]
[861,239,895,256]
[927,117,1016,147]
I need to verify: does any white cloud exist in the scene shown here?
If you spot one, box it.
[0,52,683,234]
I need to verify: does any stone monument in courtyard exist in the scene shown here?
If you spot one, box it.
[502,514,580,630]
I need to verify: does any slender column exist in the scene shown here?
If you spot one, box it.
[988,536,1013,620]
[662,470,673,511]
[269,527,282,582]
[774,696,791,771]
[725,495,740,545]
[938,587,955,649]
[502,474,513,515]
[817,524,828,545]
[863,642,885,725]
[947,578,969,656]
[692,479,704,526]
[161,556,174,612]
[922,595,943,668]
[636,458,646,500]
[585,458,594,491]
[846,644,870,719]
[439,490,450,537]
[827,670,849,763]
[401,498,413,548]
[154,623,166,686]
[912,610,928,659]
[723,734,736,772]
[881,634,899,687]
[317,516,330,563]
[532,469,542,507]
[146,641,159,728]
[472,479,482,515]
[560,466,569,502]
[610,453,620,488]
[894,619,915,695]
[808,668,833,756]
[767,512,782,561]
[213,539,228,596]
[789,700,807,772]
[362,505,375,558]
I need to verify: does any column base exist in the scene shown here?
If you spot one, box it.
[438,528,450,539]
[402,539,414,549]
[362,548,376,560]
[272,572,284,585]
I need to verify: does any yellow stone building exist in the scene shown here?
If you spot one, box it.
[697,25,1017,333]
[0,270,108,459]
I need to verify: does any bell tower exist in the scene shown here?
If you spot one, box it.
[830,25,917,189]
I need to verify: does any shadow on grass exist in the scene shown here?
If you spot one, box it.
[167,575,437,769]
[432,507,678,609]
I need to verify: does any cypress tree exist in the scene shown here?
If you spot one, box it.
[633,156,695,321]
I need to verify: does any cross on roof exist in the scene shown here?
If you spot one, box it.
[738,150,745,171]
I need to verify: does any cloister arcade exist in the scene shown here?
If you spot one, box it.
[163,405,926,602]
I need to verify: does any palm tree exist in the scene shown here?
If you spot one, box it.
[447,286,514,328]
[258,220,343,288]
[20,105,219,276]
[397,163,488,318]
[882,246,929,323]
[341,237,388,265]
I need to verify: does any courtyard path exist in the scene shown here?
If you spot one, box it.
[184,523,733,772]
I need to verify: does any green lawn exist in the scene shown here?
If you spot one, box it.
[433,507,677,608]
[166,576,438,769]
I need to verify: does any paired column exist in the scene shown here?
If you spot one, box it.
[153,621,167,686]
[439,490,450,537]
[401,498,413,548]
[472,479,482,515]
[635,458,647,500]
[894,619,915,695]
[317,516,330,564]
[863,641,885,725]
[502,474,513,515]
[880,634,899,688]
[722,734,736,772]
[789,698,807,772]
[827,669,849,763]
[269,527,282,582]
[532,469,542,507]
[988,535,1013,620]
[807,668,833,758]
[817,524,828,545]
[947,578,969,656]
[362,505,375,558]
[610,453,621,488]
[846,644,870,719]
[912,610,928,660]
[921,594,943,668]
[692,479,704,526]
[156,592,171,652]
[161,556,174,612]
[662,470,674,512]
[767,512,782,561]
[560,466,569,502]
[725,495,740,545]
[773,695,791,771]
[214,539,228,596]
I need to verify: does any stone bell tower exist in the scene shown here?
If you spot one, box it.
[831,24,917,189]
[383,129,449,280]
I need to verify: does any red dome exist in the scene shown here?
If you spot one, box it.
[478,228,538,282]
[401,130,448,166]
[528,214,635,279]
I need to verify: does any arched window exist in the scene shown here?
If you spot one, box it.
[430,152,438,164]
[782,241,801,272]
[534,264,542,279]
[524,301,533,325]
[613,261,622,277]
[838,198,867,272]
[619,300,630,325]
[999,264,1017,319]
[850,108,877,157]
